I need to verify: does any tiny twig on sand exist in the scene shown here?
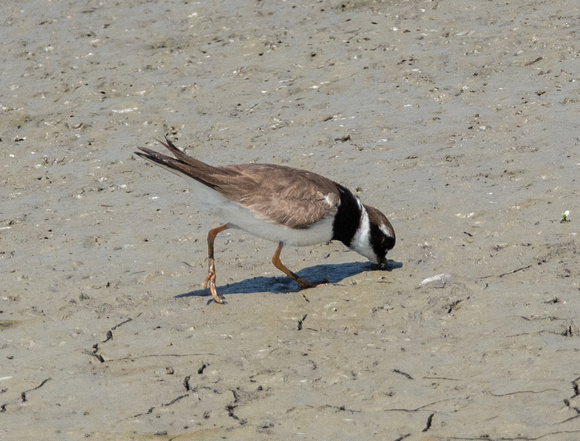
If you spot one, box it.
[481,265,532,279]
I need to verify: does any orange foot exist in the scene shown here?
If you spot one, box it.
[296,278,329,290]
[202,266,225,304]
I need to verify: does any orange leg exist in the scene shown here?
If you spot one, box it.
[271,242,322,290]
[202,224,229,304]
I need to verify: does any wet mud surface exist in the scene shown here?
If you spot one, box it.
[2,0,580,439]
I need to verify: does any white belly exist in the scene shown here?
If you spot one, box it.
[186,179,334,246]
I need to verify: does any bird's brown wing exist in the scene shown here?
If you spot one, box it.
[217,163,341,229]
[135,138,341,229]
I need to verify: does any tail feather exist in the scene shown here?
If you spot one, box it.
[154,136,192,163]
[135,137,221,189]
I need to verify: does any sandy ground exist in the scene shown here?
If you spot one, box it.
[2,0,580,439]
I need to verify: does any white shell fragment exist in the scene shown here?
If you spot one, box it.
[417,273,452,289]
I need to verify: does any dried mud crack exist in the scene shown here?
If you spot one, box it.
[1,378,52,412]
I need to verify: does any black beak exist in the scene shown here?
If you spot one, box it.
[371,258,388,270]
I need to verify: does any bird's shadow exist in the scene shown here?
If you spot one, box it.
[175,259,403,301]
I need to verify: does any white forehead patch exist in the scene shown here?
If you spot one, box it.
[379,223,394,238]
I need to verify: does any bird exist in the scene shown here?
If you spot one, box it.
[135,136,395,304]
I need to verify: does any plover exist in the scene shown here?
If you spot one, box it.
[136,137,395,303]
